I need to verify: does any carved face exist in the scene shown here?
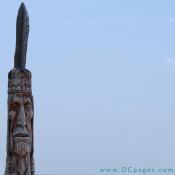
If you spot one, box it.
[8,93,33,157]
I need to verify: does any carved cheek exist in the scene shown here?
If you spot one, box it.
[9,111,16,121]
[9,111,17,132]
[30,109,34,119]
[25,110,33,132]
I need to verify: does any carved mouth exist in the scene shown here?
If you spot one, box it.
[13,133,29,138]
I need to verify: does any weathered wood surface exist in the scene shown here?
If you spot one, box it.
[5,3,35,175]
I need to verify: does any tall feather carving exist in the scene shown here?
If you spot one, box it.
[14,2,29,69]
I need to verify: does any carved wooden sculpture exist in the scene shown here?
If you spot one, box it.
[5,3,35,175]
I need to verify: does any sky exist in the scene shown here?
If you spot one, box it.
[0,0,175,174]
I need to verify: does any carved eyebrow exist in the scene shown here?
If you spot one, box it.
[25,101,32,106]
[24,98,32,104]
[11,101,19,104]
[11,97,21,103]
[10,102,20,107]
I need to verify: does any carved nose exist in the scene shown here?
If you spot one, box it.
[17,104,26,127]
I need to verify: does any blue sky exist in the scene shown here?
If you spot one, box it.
[0,0,175,174]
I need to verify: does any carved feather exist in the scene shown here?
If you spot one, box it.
[14,3,29,69]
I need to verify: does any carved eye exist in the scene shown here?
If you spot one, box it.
[25,102,32,110]
[10,102,19,111]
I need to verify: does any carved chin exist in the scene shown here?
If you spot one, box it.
[14,142,30,156]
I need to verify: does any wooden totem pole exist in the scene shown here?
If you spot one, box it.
[5,3,35,175]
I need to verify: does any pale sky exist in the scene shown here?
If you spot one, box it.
[0,0,175,174]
